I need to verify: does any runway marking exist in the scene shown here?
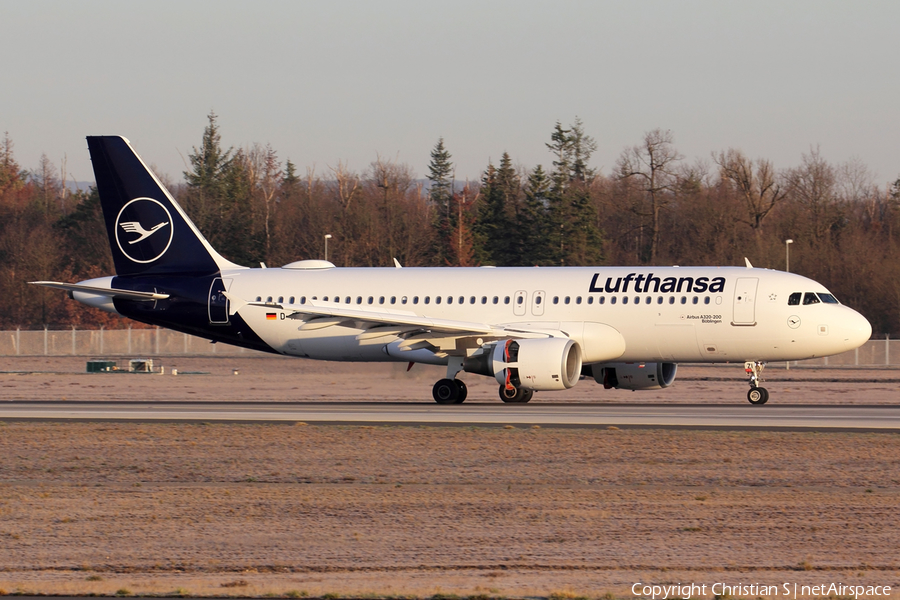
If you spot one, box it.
[1,402,899,431]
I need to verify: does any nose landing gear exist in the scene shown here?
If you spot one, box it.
[744,361,769,405]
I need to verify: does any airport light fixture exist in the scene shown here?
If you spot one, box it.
[785,239,794,272]
[324,234,333,262]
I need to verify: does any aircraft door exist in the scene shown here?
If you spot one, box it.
[732,277,758,325]
[514,290,527,316]
[532,291,545,316]
[208,278,231,324]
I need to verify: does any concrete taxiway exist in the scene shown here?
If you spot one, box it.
[1,401,899,430]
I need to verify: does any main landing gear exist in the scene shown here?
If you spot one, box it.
[431,357,535,404]
[745,361,769,405]
[433,357,468,404]
[499,384,534,403]
[432,378,467,404]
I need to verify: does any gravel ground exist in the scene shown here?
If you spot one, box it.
[1,422,899,597]
[1,356,899,404]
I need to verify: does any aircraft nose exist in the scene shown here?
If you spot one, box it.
[841,308,872,350]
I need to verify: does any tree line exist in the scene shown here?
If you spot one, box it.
[2,113,899,335]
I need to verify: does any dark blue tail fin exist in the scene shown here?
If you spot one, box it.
[87,136,239,277]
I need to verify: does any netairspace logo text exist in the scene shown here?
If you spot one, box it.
[631,582,892,599]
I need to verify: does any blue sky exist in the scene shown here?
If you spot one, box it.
[3,0,899,185]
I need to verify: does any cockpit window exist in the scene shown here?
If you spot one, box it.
[818,293,839,304]
[788,292,801,306]
[803,292,821,305]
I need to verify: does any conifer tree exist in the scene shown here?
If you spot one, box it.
[183,112,234,254]
[545,119,603,266]
[475,153,521,265]
[427,138,454,264]
[520,164,552,265]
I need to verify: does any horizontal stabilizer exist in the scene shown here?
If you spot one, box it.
[29,281,169,301]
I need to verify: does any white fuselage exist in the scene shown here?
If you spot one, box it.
[221,265,871,365]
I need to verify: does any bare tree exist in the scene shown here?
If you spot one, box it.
[328,160,359,210]
[784,146,838,241]
[713,148,786,235]
[616,129,683,262]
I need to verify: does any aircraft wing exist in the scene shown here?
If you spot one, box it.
[222,292,563,338]
[29,281,170,301]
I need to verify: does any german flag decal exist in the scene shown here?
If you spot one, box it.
[266,313,277,320]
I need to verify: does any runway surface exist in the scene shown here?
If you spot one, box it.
[1,401,899,430]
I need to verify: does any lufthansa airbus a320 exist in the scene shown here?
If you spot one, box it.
[33,137,872,405]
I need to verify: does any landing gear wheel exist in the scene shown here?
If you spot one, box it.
[454,380,468,404]
[744,361,769,405]
[433,378,460,404]
[499,384,534,403]
[747,387,769,405]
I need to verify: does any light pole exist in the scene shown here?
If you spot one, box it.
[324,234,332,262]
[785,239,794,273]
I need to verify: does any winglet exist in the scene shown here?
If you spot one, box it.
[744,257,753,268]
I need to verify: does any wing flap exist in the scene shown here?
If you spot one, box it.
[285,304,494,335]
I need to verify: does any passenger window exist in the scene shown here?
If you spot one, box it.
[469,296,476,304]
[599,297,605,305]
[255,296,262,302]
[537,296,543,305]
[692,297,698,304]
[277,296,284,304]
[819,293,839,304]
[379,296,385,304]
[401,296,407,304]
[299,296,306,304]
[645,297,651,305]
[445,296,451,304]
[634,296,639,304]
[425,297,431,304]
[493,296,499,304]
[413,296,419,304]
[289,297,294,304]
[323,296,329,302]
[704,297,710,305]
[504,296,510,304]
[576,297,582,304]
[517,296,524,305]
[587,297,593,305]
[460,296,465,304]
[657,297,663,304]
[623,297,628,305]
[553,297,559,304]
[435,296,441,304]
[803,292,820,305]
[669,297,675,304]
[481,296,487,304]
[266,296,273,303]
[564,297,571,305]
[345,296,351,304]
[680,297,687,304]
[610,296,617,305]
[788,292,801,306]
[367,296,374,304]
[391,296,397,304]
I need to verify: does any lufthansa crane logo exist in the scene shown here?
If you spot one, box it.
[115,198,174,263]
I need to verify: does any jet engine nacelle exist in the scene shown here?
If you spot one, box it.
[591,362,677,390]
[464,337,583,391]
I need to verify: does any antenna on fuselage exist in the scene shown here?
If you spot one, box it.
[744,257,753,268]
